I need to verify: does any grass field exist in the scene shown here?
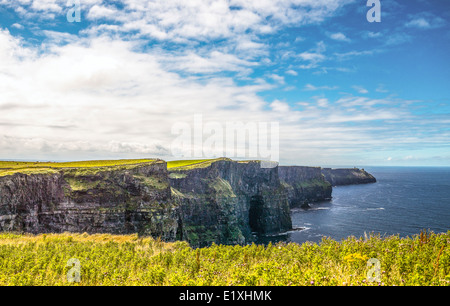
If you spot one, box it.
[0,159,156,177]
[167,159,211,169]
[0,230,449,286]
[0,158,222,176]
[167,158,225,170]
[1,158,254,176]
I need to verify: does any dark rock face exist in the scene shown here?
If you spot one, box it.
[279,166,332,208]
[0,161,178,240]
[321,168,377,186]
[0,159,293,247]
[169,160,292,247]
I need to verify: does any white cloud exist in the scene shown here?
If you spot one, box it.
[159,50,257,75]
[352,86,369,94]
[297,41,327,69]
[0,31,277,160]
[405,13,446,29]
[88,4,119,19]
[316,97,329,108]
[298,52,325,62]
[384,33,412,46]
[270,100,290,112]
[406,18,431,29]
[268,74,285,84]
[334,49,377,60]
[30,0,63,12]
[303,84,338,91]
[364,31,382,38]
[11,23,24,29]
[1,0,355,48]
[41,30,79,43]
[329,32,350,42]
[285,70,298,76]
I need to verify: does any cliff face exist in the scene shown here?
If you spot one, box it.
[279,166,332,207]
[0,161,178,240]
[0,159,376,247]
[321,168,377,186]
[0,159,292,247]
[169,159,291,247]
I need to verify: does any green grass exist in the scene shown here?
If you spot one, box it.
[1,158,261,176]
[0,167,61,177]
[1,230,449,286]
[209,177,236,197]
[168,173,188,179]
[64,177,100,192]
[0,159,156,177]
[167,158,228,170]
[133,174,169,190]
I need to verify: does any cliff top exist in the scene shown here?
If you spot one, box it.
[0,157,261,176]
[167,158,232,170]
[0,159,158,177]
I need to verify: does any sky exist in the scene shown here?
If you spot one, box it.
[0,0,449,167]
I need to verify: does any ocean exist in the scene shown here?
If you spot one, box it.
[266,167,450,245]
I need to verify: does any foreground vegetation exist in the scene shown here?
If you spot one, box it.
[0,231,449,286]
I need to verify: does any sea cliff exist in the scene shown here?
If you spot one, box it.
[0,160,178,240]
[169,159,291,247]
[279,166,332,208]
[321,168,377,186]
[0,159,376,246]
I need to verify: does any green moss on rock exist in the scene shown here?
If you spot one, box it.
[208,177,236,197]
[133,174,169,190]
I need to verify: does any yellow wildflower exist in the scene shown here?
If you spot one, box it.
[344,253,369,263]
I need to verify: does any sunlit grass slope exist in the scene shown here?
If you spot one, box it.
[1,157,257,176]
[0,159,156,177]
[1,231,449,286]
[167,158,229,170]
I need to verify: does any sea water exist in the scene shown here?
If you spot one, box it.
[266,167,450,245]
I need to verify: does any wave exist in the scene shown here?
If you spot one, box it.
[263,227,310,237]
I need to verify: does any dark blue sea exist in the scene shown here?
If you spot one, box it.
[269,167,450,245]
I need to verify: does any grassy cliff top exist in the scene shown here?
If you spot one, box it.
[0,157,274,176]
[0,159,157,177]
[167,158,231,170]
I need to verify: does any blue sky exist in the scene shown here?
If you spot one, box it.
[0,0,448,166]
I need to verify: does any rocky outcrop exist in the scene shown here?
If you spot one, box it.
[321,168,376,186]
[279,166,332,208]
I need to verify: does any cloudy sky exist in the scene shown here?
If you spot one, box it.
[0,0,449,166]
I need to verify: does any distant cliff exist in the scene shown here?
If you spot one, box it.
[278,166,332,207]
[0,158,376,247]
[321,168,376,186]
